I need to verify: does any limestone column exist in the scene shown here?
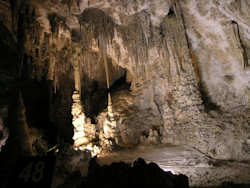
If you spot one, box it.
[71,49,98,154]
[72,49,87,150]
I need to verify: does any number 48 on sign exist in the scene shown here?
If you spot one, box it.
[19,161,45,183]
[9,157,55,188]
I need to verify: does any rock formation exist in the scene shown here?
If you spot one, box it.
[0,108,8,151]
[83,157,189,187]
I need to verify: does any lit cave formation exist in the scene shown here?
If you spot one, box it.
[0,0,250,187]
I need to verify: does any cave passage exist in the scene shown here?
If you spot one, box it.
[81,68,130,123]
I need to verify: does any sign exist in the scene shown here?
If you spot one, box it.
[8,156,55,188]
[0,170,10,188]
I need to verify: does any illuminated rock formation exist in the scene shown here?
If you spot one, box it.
[100,93,120,150]
[71,90,99,155]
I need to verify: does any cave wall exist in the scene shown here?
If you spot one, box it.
[182,0,250,111]
[0,0,249,159]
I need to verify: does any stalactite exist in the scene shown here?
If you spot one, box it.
[101,42,119,148]
[53,75,57,93]
[54,58,58,93]
[78,8,153,81]
[73,48,81,95]
[118,11,151,78]
[102,44,112,113]
[103,54,110,89]
[160,1,194,83]
[232,21,249,69]
[48,55,57,94]
[76,0,81,10]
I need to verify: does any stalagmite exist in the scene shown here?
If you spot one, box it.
[71,50,88,150]
[71,49,99,155]
[71,90,88,149]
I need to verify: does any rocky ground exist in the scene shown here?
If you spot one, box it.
[97,144,250,188]
[48,144,250,188]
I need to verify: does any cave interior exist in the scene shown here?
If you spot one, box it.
[0,0,250,188]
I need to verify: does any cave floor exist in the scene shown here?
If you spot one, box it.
[97,144,250,187]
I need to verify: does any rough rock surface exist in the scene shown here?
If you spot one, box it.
[182,0,250,110]
[83,157,189,187]
[98,145,250,187]
[0,107,8,151]
[0,0,249,161]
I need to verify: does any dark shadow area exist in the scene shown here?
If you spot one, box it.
[109,71,131,93]
[79,157,189,188]
[199,84,221,112]
[20,79,58,146]
[60,157,250,188]
[0,22,19,101]
[18,51,74,145]
[52,75,74,144]
[18,53,59,146]
[21,79,50,128]
[167,6,176,17]
[82,65,130,124]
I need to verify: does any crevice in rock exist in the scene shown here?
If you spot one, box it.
[231,20,249,69]
[109,71,131,93]
[190,49,201,85]
[167,6,176,17]
[199,83,221,112]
